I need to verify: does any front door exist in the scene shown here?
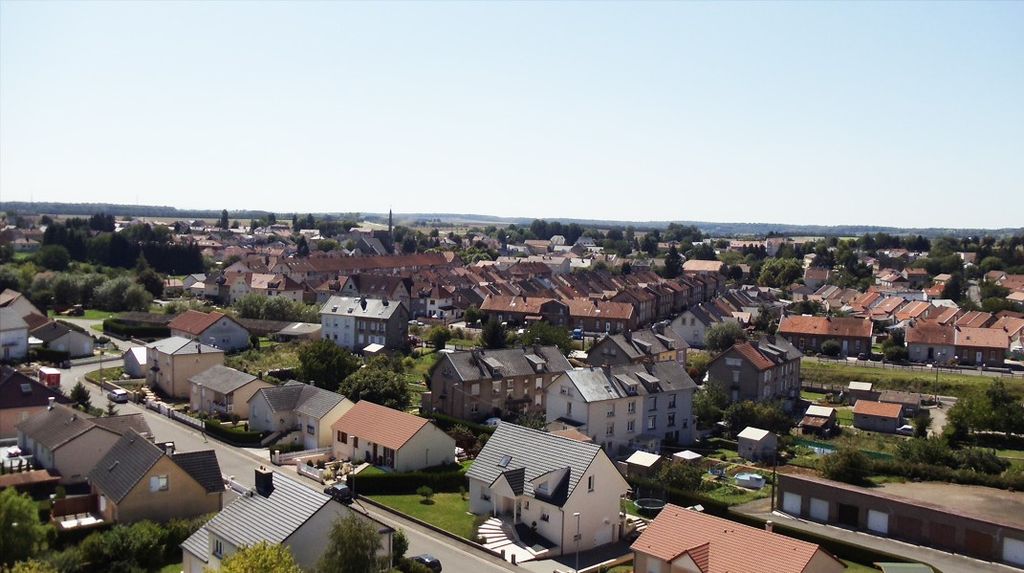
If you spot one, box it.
[842,340,849,355]
[976,351,983,364]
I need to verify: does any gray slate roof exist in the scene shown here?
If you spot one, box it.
[562,361,696,403]
[172,450,224,494]
[92,413,153,439]
[201,470,329,547]
[189,365,258,395]
[467,423,602,506]
[252,380,346,420]
[147,336,223,356]
[440,346,572,382]
[320,295,403,320]
[16,404,100,450]
[180,524,209,563]
[88,429,164,503]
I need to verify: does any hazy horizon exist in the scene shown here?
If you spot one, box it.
[2,1,1022,228]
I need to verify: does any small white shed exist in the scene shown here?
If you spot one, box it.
[737,426,777,462]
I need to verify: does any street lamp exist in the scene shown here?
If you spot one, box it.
[573,512,582,572]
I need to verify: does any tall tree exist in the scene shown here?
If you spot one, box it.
[296,236,310,257]
[339,366,411,411]
[0,487,51,566]
[479,317,507,349]
[663,246,682,278]
[298,340,361,392]
[220,209,230,229]
[704,322,747,353]
[317,515,387,573]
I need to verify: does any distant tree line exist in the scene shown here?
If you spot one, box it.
[41,216,203,274]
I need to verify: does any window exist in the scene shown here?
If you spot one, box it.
[506,386,513,397]
[338,431,348,444]
[535,394,542,406]
[647,415,656,431]
[606,405,615,417]
[587,475,595,492]
[668,394,676,409]
[492,381,501,394]
[353,437,359,448]
[149,475,168,492]
[540,512,550,522]
[668,413,676,427]
[566,402,573,415]
[471,383,480,396]
[560,386,568,395]
[480,490,491,501]
[535,378,543,389]
[470,402,479,414]
[725,357,742,367]
[627,420,635,433]
[214,539,224,558]
[648,397,657,411]
[628,401,636,414]
[606,422,614,436]
[524,501,530,510]
[306,424,315,435]
[498,454,512,467]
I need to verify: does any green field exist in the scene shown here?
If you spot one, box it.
[368,493,476,539]
[801,360,1023,398]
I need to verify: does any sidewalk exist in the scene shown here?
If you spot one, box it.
[732,499,1020,573]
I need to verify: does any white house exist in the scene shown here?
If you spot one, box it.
[466,423,630,556]
[737,426,777,462]
[0,308,29,362]
[30,321,94,358]
[670,303,733,349]
[189,365,272,420]
[168,310,251,353]
[545,361,697,455]
[248,381,353,450]
[332,400,455,472]
[122,347,148,378]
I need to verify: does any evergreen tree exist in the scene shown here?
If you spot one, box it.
[220,209,230,229]
[663,246,682,278]
[480,317,507,349]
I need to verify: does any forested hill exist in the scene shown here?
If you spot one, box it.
[1,201,1020,238]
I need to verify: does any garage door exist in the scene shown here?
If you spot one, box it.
[1002,537,1024,567]
[809,498,829,522]
[867,510,889,534]
[782,492,802,516]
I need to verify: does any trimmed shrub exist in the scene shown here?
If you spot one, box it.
[204,420,266,445]
[426,412,495,436]
[102,318,170,339]
[31,347,71,364]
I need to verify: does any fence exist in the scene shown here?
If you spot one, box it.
[170,409,204,430]
[297,463,326,482]
[272,447,332,465]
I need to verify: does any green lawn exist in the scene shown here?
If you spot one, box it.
[85,366,125,383]
[840,559,879,573]
[800,390,827,402]
[157,563,182,573]
[836,408,854,427]
[801,360,1024,399]
[368,493,477,539]
[225,342,301,375]
[48,308,117,320]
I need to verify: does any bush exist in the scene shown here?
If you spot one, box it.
[349,468,467,495]
[204,420,266,444]
[31,347,71,364]
[819,448,871,485]
[102,318,170,339]
[820,339,841,357]
[427,412,495,436]
[416,485,434,503]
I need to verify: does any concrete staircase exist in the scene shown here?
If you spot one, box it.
[476,517,551,564]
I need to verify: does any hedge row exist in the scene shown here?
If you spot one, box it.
[203,420,266,445]
[31,347,71,363]
[425,412,495,436]
[102,318,170,339]
[872,459,1024,491]
[349,469,468,495]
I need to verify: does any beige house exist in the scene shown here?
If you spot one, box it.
[248,381,353,450]
[90,430,223,523]
[146,337,224,399]
[632,504,845,573]
[332,401,455,472]
[17,404,152,484]
[188,365,271,419]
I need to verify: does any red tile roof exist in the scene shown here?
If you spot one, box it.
[778,316,872,338]
[905,320,955,346]
[853,400,903,418]
[730,342,775,371]
[331,401,429,450]
[167,310,228,336]
[631,504,837,572]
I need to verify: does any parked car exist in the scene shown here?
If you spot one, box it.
[323,483,353,504]
[411,554,442,573]
[107,389,130,403]
[483,417,501,427]
[571,327,584,340]
[895,424,915,436]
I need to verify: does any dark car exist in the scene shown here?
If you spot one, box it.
[411,554,442,572]
[323,483,353,504]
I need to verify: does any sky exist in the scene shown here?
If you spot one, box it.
[1,1,1022,229]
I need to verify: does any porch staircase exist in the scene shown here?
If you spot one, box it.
[477,517,551,563]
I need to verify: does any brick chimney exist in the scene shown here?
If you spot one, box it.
[254,466,274,497]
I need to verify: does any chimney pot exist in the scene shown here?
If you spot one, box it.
[48,396,55,410]
[765,520,774,533]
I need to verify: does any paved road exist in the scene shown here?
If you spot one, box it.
[57,360,514,573]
